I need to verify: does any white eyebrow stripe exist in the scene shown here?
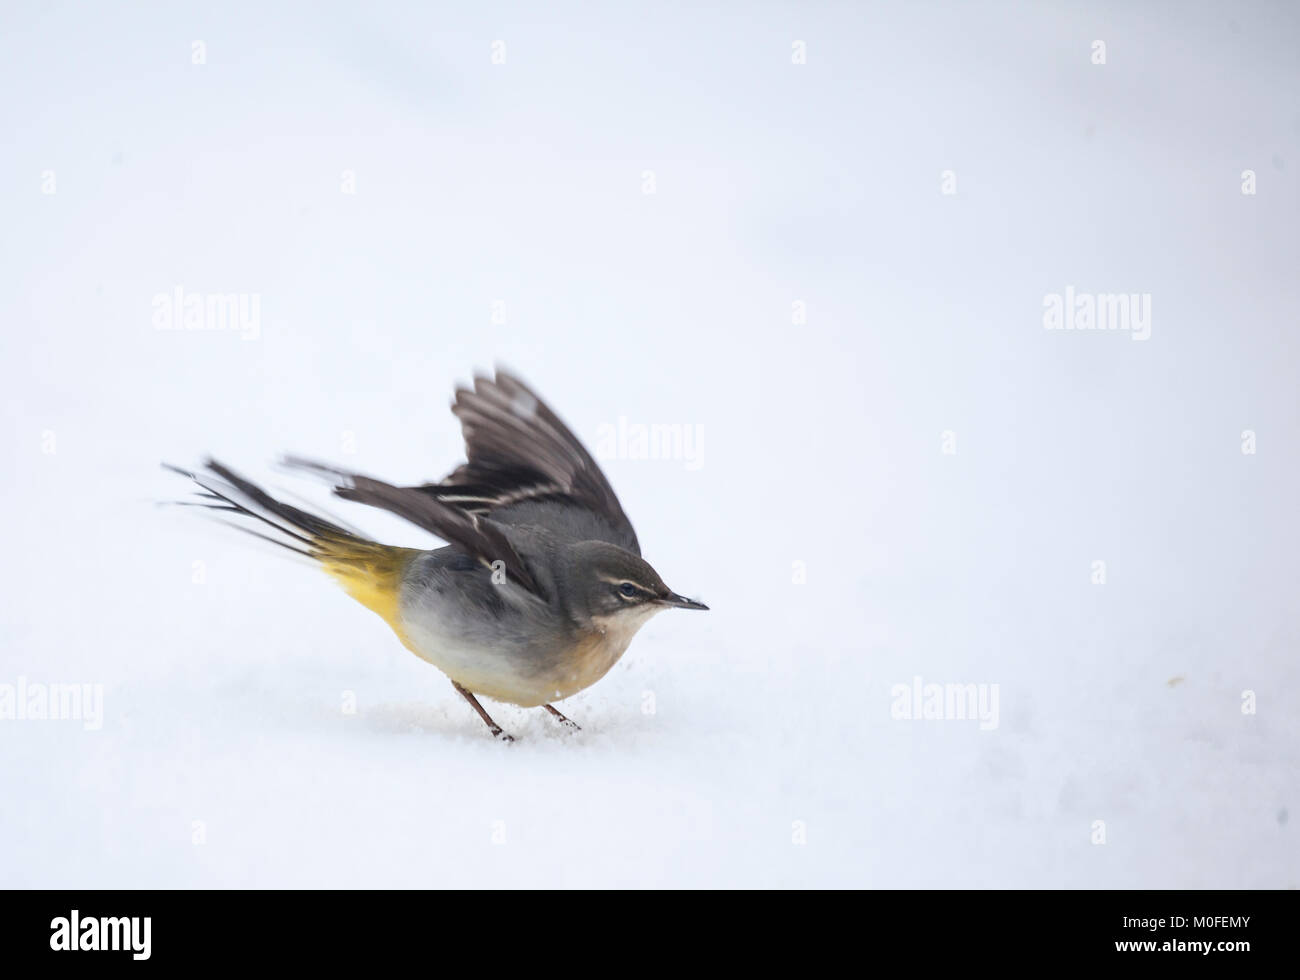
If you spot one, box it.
[597,576,649,590]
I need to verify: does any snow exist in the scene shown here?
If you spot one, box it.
[1,2,1297,888]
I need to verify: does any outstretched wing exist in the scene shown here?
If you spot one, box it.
[420,369,639,554]
[282,457,545,598]
[283,370,637,591]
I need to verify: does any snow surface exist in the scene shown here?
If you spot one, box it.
[1,2,1297,888]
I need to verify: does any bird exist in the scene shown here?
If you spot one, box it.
[166,369,708,740]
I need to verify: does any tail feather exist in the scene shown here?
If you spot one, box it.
[165,459,419,638]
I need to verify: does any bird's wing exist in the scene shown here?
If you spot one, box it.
[282,459,545,598]
[420,369,640,554]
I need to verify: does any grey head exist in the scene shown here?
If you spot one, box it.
[559,540,708,632]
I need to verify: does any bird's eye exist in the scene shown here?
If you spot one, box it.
[618,583,639,598]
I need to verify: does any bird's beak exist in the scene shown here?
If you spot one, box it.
[660,591,709,611]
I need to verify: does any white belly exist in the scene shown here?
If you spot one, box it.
[397,604,660,707]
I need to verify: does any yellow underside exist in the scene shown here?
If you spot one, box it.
[315,537,420,649]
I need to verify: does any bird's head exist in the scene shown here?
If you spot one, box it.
[561,540,708,634]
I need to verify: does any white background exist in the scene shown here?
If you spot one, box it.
[1,1,1297,887]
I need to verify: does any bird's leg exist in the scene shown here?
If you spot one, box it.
[451,681,513,741]
[542,703,580,730]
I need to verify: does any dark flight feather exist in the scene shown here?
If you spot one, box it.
[280,457,545,598]
[424,370,640,554]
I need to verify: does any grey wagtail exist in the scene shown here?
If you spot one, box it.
[166,369,707,740]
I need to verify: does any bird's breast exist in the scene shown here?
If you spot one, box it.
[396,598,646,708]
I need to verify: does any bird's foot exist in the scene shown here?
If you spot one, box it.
[543,704,580,730]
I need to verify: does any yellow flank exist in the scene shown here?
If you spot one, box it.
[314,536,420,647]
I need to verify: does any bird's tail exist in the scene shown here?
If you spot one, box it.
[164,459,419,636]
